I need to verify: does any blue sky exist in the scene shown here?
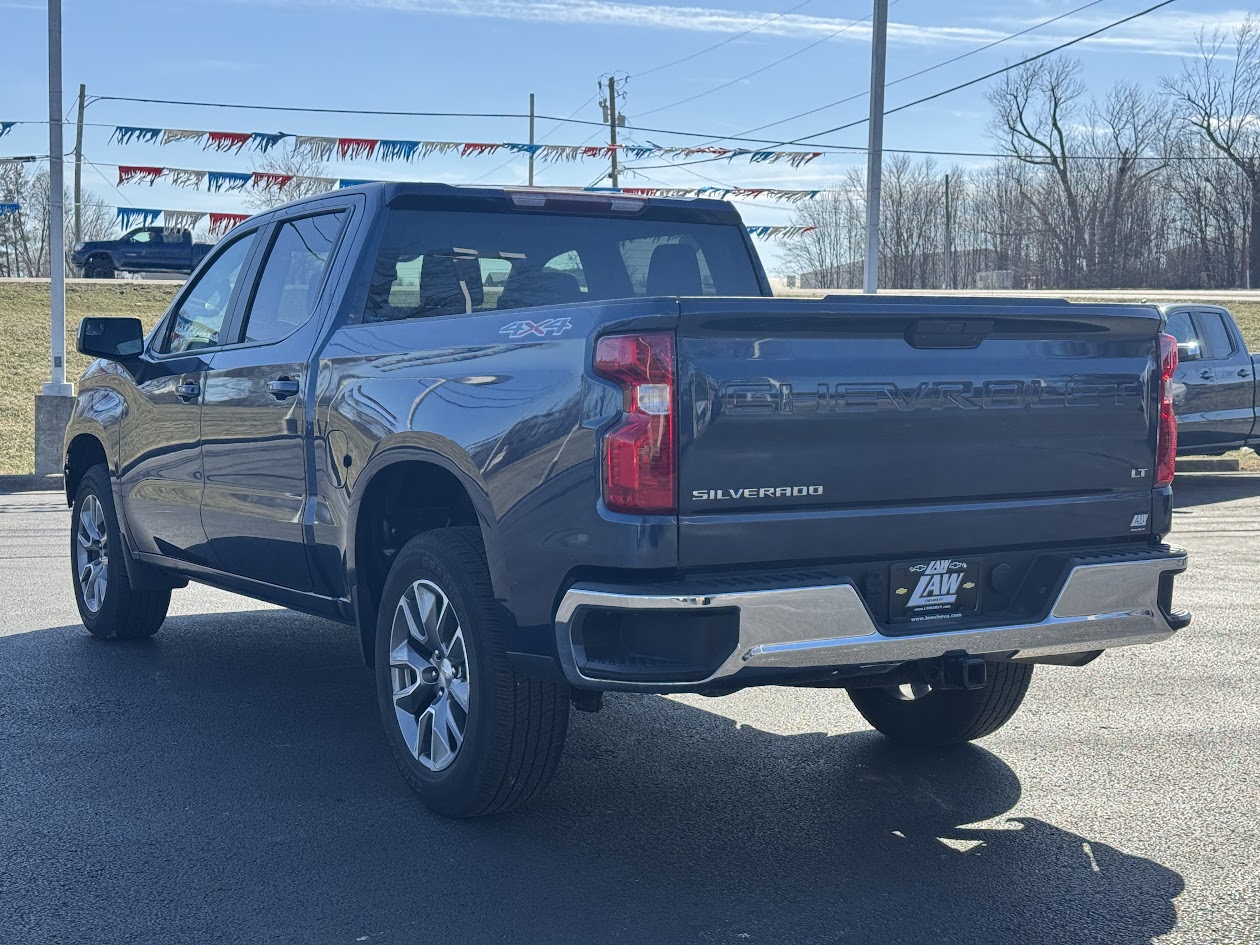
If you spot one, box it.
[0,0,1250,269]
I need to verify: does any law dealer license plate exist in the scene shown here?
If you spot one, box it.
[889,557,980,623]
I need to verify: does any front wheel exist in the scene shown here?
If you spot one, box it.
[847,661,1034,747]
[374,527,570,817]
[71,464,170,639]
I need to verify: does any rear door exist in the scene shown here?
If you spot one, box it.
[675,297,1163,569]
[199,206,352,591]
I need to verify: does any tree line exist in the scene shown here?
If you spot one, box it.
[782,20,1260,291]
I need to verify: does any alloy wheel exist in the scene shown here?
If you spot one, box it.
[388,579,472,772]
[76,494,109,612]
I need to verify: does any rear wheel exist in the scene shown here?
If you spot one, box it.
[84,255,114,279]
[71,464,170,639]
[847,661,1034,746]
[374,527,570,817]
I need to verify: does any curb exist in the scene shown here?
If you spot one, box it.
[1176,458,1241,473]
[0,474,65,494]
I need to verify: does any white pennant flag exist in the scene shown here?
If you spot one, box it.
[163,210,206,233]
[162,129,206,146]
[166,168,207,189]
[293,136,338,161]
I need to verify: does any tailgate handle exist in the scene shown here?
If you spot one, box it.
[906,319,993,349]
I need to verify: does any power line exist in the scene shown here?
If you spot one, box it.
[631,0,816,79]
[782,0,1181,146]
[701,0,1111,145]
[622,0,1182,171]
[634,1,890,119]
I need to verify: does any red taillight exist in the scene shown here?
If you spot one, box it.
[1155,332,1178,487]
[593,332,675,514]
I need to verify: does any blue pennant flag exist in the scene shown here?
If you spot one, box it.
[0,122,15,140]
[0,202,19,216]
[621,145,656,159]
[111,126,162,145]
[116,207,162,228]
[504,143,542,156]
[207,171,252,192]
[249,132,288,154]
[377,140,420,162]
[338,178,374,188]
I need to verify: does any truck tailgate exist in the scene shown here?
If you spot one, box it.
[676,297,1163,568]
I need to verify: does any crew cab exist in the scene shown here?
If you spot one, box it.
[1162,303,1259,456]
[72,226,213,279]
[62,183,1190,817]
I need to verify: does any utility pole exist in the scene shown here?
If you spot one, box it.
[37,0,74,479]
[862,0,888,294]
[45,0,68,395]
[943,172,954,290]
[607,75,619,189]
[527,92,536,186]
[73,83,85,245]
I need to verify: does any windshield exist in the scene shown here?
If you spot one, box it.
[362,207,762,322]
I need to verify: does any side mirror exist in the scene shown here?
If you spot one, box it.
[77,316,145,361]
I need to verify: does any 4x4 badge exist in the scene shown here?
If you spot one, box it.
[500,317,573,339]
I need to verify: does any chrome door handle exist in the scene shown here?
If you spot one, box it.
[176,381,200,400]
[267,377,300,399]
[1199,370,1213,380]
[1239,368,1251,377]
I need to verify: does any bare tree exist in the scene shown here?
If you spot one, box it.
[988,57,1091,286]
[1163,15,1260,287]
[246,143,336,210]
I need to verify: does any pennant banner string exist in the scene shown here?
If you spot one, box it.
[107,162,821,201]
[107,125,825,167]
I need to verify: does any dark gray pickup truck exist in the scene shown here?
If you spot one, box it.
[62,183,1190,817]
[1162,304,1259,456]
[72,226,213,279]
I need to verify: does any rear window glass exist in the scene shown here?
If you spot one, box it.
[362,208,760,323]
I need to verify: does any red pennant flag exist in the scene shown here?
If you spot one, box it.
[208,212,250,237]
[117,166,165,185]
[459,143,501,158]
[252,172,294,192]
[206,131,252,153]
[338,138,379,160]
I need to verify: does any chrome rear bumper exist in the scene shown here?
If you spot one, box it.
[554,551,1188,691]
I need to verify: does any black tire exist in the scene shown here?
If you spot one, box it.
[70,464,170,639]
[84,256,114,279]
[847,661,1034,747]
[374,526,570,817]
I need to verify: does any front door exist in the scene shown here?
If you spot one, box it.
[199,210,350,591]
[118,229,261,563]
[1165,309,1220,452]
[1193,309,1256,445]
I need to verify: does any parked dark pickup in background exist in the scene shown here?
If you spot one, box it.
[71,226,213,279]
[1162,304,1260,456]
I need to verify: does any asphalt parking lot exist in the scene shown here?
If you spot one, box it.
[1,477,1257,945]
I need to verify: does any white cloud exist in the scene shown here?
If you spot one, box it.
[251,0,1000,45]
[247,0,1253,60]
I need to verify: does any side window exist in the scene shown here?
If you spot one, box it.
[126,229,152,244]
[1196,312,1235,360]
[1165,312,1198,348]
[619,235,715,296]
[239,212,346,345]
[543,250,588,293]
[161,233,255,355]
